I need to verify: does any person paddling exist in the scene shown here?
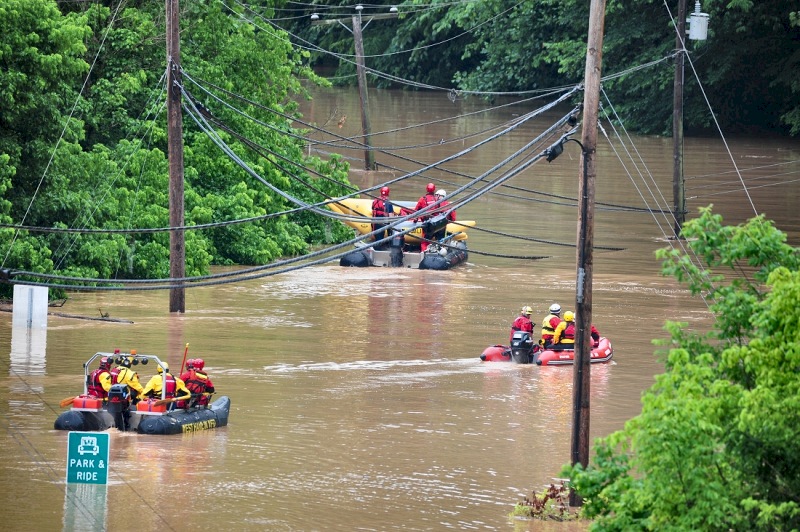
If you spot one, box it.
[141,362,191,410]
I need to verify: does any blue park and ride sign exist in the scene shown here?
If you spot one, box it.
[66,432,110,485]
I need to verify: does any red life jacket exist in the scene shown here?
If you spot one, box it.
[87,369,109,398]
[163,373,177,398]
[541,314,560,337]
[109,367,120,385]
[510,315,533,342]
[372,198,393,218]
[562,322,576,342]
[415,194,437,219]
[182,370,208,395]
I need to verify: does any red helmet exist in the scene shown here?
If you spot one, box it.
[380,186,390,196]
[186,358,196,369]
[194,358,205,371]
[99,356,112,370]
[426,183,435,193]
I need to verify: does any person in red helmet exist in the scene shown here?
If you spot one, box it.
[87,356,113,399]
[371,186,395,248]
[108,348,122,385]
[415,183,438,251]
[193,358,215,406]
[414,183,438,219]
[178,358,215,408]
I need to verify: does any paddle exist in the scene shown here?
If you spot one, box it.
[60,396,77,408]
[153,392,210,407]
[153,396,185,407]
[179,342,189,376]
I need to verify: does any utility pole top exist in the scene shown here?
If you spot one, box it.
[310,11,398,26]
[309,5,399,171]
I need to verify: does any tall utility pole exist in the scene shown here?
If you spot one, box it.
[351,10,375,171]
[310,6,398,171]
[570,0,606,508]
[672,0,687,238]
[166,0,185,313]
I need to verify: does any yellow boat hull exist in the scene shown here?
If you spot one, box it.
[327,198,475,243]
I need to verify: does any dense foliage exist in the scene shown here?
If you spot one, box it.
[279,0,800,136]
[561,207,800,530]
[0,0,354,298]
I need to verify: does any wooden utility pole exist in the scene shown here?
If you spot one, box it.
[166,0,185,313]
[352,12,376,171]
[672,0,687,238]
[311,8,398,171]
[570,0,606,508]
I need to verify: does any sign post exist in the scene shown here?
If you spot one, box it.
[66,432,110,485]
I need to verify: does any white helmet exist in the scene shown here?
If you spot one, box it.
[549,303,561,314]
[435,189,446,197]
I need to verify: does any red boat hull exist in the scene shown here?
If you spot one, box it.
[479,345,511,362]
[480,337,613,366]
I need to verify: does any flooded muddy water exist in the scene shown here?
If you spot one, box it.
[1,87,798,531]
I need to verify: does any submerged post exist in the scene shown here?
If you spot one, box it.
[570,0,606,508]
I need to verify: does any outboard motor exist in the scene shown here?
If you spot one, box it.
[389,232,404,267]
[422,214,449,248]
[510,330,535,364]
[107,383,132,431]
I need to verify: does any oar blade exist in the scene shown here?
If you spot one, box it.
[59,396,76,408]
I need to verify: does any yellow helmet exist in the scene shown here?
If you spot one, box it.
[564,311,575,322]
[157,362,169,374]
[521,306,533,316]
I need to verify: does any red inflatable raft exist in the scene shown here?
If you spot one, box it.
[480,332,613,366]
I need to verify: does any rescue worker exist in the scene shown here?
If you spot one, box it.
[108,348,122,384]
[540,303,562,347]
[141,362,191,408]
[415,183,439,252]
[552,311,576,347]
[86,356,113,399]
[590,323,601,347]
[414,183,438,220]
[510,306,534,343]
[178,358,215,408]
[116,355,145,402]
[371,186,395,248]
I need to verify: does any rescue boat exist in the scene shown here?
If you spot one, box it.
[327,198,475,270]
[54,351,229,435]
[479,331,614,366]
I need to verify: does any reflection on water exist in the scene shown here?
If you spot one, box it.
[0,87,798,531]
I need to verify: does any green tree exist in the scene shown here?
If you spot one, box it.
[562,207,800,530]
[1,0,354,298]
[280,0,800,136]
[0,0,90,209]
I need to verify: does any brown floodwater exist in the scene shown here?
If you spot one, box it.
[1,87,798,531]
